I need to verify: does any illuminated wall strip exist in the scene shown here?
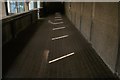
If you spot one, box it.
[52,35,69,40]
[52,27,66,30]
[49,52,75,64]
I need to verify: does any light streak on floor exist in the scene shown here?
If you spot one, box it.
[52,27,66,30]
[49,52,75,64]
[52,35,69,40]
[55,19,63,21]
[48,20,63,25]
[55,17,62,18]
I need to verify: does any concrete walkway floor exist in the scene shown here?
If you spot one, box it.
[3,13,119,79]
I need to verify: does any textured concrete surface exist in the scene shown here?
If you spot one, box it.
[91,3,118,72]
[80,3,93,41]
[65,2,119,73]
[116,2,120,77]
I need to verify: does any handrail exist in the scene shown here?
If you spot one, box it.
[1,8,41,23]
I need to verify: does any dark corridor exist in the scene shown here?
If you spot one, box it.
[2,2,120,79]
[43,2,65,16]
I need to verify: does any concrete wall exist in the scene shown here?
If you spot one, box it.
[116,2,120,77]
[81,3,93,41]
[91,3,118,73]
[65,2,119,73]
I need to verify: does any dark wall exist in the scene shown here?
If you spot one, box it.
[65,2,119,74]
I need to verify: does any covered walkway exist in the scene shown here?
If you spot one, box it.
[1,2,120,79]
[3,13,118,78]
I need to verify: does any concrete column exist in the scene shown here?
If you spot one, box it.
[24,2,29,11]
[2,2,6,18]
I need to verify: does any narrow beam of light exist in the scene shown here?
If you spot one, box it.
[53,22,63,25]
[52,27,66,30]
[55,17,62,18]
[55,13,61,15]
[55,19,63,21]
[52,35,69,40]
[48,20,63,25]
[49,52,75,64]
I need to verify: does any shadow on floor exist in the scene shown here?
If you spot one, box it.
[2,19,44,76]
